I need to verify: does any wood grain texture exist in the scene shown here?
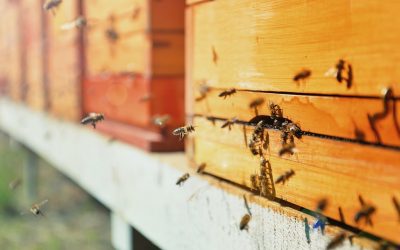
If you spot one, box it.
[46,0,81,120]
[191,116,400,243]
[193,89,400,146]
[188,0,400,96]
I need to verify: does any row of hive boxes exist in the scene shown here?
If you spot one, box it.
[185,0,400,244]
[0,0,185,151]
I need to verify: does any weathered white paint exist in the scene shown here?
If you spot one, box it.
[111,212,133,250]
[0,98,363,250]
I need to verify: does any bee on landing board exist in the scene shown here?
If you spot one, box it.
[218,88,236,99]
[239,214,251,230]
[176,173,190,186]
[43,0,62,13]
[172,125,195,140]
[81,113,105,129]
[269,102,283,119]
[275,169,295,185]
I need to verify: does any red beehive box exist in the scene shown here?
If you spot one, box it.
[82,0,185,152]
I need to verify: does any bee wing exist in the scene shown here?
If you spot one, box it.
[324,67,338,78]
[37,199,49,208]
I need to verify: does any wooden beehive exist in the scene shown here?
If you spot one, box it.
[186,0,400,244]
[82,0,185,151]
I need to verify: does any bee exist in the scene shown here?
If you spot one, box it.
[275,169,295,184]
[248,121,268,155]
[172,125,195,140]
[81,113,105,129]
[326,232,346,250]
[152,115,171,127]
[9,178,22,191]
[43,0,62,12]
[282,122,302,139]
[259,157,268,176]
[61,16,87,30]
[335,59,353,89]
[221,117,238,130]
[293,69,312,83]
[212,46,218,64]
[105,28,119,42]
[354,195,376,226]
[249,98,265,110]
[269,102,283,118]
[250,174,260,191]
[393,196,400,221]
[239,214,251,230]
[27,199,49,216]
[218,88,236,99]
[316,198,328,213]
[196,163,206,174]
[176,173,190,186]
[279,142,297,156]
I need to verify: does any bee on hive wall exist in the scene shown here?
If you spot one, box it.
[218,89,236,99]
[81,113,105,129]
[293,69,312,84]
[43,0,62,14]
[221,117,238,130]
[275,169,295,185]
[172,125,195,140]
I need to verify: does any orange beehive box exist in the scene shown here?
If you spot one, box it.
[186,0,400,244]
[82,0,185,151]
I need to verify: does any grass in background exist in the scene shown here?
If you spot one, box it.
[0,133,113,250]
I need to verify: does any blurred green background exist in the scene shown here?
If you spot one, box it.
[0,133,112,250]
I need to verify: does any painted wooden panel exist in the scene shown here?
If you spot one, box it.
[191,116,400,243]
[188,0,400,96]
[23,0,45,110]
[193,89,400,147]
[46,0,81,120]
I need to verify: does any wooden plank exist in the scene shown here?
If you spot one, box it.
[193,89,400,147]
[192,116,400,243]
[151,33,184,76]
[151,0,185,30]
[186,0,215,6]
[189,0,400,96]
[46,0,81,120]
[23,0,45,111]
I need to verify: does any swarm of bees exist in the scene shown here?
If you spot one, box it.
[81,113,105,129]
[172,125,195,140]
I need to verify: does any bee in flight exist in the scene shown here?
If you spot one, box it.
[172,125,195,140]
[152,115,171,128]
[354,195,376,226]
[196,163,206,174]
[43,0,62,14]
[81,113,105,129]
[176,173,190,186]
[61,16,87,30]
[21,199,49,217]
[326,232,346,250]
[9,178,22,191]
[221,117,238,130]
